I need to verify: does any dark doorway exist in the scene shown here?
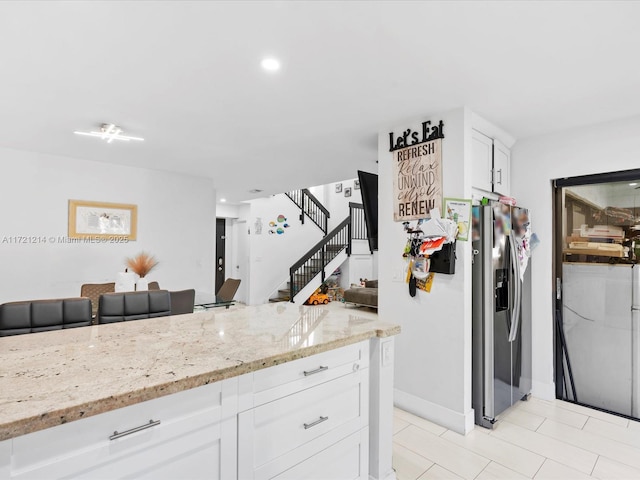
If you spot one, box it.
[215,218,226,294]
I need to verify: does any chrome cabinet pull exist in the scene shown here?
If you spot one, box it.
[496,168,503,185]
[304,416,328,429]
[303,365,328,376]
[109,419,161,440]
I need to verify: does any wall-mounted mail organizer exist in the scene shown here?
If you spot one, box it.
[403,230,457,275]
[402,208,459,296]
[430,241,456,274]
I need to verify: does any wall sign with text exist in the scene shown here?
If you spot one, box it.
[391,120,444,222]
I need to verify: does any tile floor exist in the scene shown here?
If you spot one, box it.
[393,397,640,479]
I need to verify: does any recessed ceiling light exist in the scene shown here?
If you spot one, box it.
[220,198,227,203]
[629,183,638,186]
[74,124,144,143]
[261,58,281,72]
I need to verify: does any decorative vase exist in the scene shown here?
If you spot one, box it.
[116,271,136,292]
[136,277,149,291]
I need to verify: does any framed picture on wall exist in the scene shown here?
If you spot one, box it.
[68,199,137,240]
[344,187,352,198]
[335,183,342,193]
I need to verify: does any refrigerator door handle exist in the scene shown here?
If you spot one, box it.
[508,233,522,343]
[482,205,495,419]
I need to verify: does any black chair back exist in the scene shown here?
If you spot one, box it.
[0,297,92,336]
[98,290,171,324]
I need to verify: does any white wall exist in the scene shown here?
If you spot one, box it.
[336,249,374,291]
[216,203,241,219]
[0,147,216,303]
[243,194,324,305]
[323,178,363,231]
[322,177,374,287]
[378,108,474,433]
[511,114,640,400]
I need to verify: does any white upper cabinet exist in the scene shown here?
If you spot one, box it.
[493,139,511,196]
[471,128,511,197]
[472,129,494,193]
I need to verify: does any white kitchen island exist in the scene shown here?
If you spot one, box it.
[0,303,399,479]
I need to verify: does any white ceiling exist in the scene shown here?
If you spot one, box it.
[2,1,640,203]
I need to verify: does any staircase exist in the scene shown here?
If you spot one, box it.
[268,193,368,304]
[289,219,350,304]
[268,257,327,303]
[285,189,329,234]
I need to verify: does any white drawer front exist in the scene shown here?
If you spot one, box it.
[13,409,222,480]
[12,382,223,478]
[250,341,369,407]
[257,428,369,480]
[241,370,368,470]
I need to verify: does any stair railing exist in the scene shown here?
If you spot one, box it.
[289,217,350,301]
[285,189,330,234]
[349,202,368,238]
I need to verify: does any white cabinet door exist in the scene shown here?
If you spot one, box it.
[0,439,9,479]
[472,129,494,193]
[493,139,511,196]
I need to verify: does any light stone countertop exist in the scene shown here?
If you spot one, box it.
[0,302,399,441]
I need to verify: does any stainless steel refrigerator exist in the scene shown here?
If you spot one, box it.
[472,203,533,428]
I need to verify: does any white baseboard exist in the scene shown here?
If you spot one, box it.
[370,472,397,480]
[531,380,556,401]
[394,389,474,435]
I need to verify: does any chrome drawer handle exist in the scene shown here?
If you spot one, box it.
[303,365,328,376]
[304,416,328,430]
[109,419,161,440]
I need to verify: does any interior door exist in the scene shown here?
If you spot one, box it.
[234,220,249,304]
[215,218,226,294]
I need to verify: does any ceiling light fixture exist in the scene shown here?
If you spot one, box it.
[220,198,227,203]
[261,57,281,72]
[74,124,144,143]
[629,182,638,186]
